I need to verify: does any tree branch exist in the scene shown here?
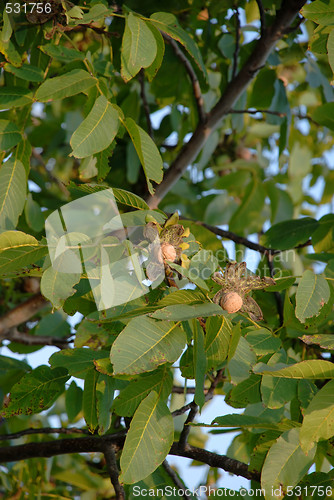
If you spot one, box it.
[146,0,307,208]
[1,327,71,349]
[0,427,90,441]
[138,69,154,139]
[0,294,48,336]
[103,443,125,500]
[182,217,280,255]
[255,0,266,37]
[162,460,192,500]
[0,434,260,482]
[178,402,198,450]
[163,34,206,124]
[230,108,285,117]
[232,7,241,80]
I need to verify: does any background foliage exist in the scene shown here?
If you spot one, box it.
[0,0,334,498]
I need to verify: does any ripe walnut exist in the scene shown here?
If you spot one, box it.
[212,262,275,321]
[161,242,177,262]
[221,292,243,313]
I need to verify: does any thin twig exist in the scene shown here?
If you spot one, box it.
[177,370,224,450]
[172,386,196,394]
[232,7,241,80]
[0,427,90,441]
[103,443,125,500]
[172,401,195,417]
[163,33,206,123]
[184,217,280,255]
[229,108,285,117]
[138,69,154,139]
[255,0,266,37]
[178,402,198,450]
[267,254,284,326]
[31,149,70,197]
[162,460,192,500]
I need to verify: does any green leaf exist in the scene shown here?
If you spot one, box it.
[301,1,334,26]
[261,351,298,409]
[110,316,186,375]
[245,329,281,355]
[254,360,334,379]
[0,120,22,150]
[0,159,26,230]
[113,368,172,417]
[4,63,44,82]
[312,102,334,130]
[67,182,150,210]
[41,265,81,310]
[149,12,207,79]
[12,139,32,176]
[38,44,85,63]
[24,193,44,232]
[1,366,69,417]
[193,320,206,409]
[261,427,316,500]
[226,375,262,408]
[35,311,70,339]
[212,414,296,431]
[120,391,174,484]
[121,13,157,82]
[150,303,222,321]
[124,118,163,195]
[295,270,330,323]
[205,316,232,371]
[0,87,32,110]
[35,69,96,102]
[229,178,265,234]
[300,334,334,350]
[65,380,83,422]
[228,336,257,385]
[96,374,115,434]
[311,214,334,252]
[145,23,165,81]
[299,379,334,454]
[0,231,47,276]
[83,368,99,432]
[70,96,119,158]
[328,29,334,76]
[248,69,276,108]
[261,217,319,250]
[49,348,109,378]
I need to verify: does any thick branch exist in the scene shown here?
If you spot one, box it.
[103,443,125,500]
[146,0,307,208]
[163,34,206,124]
[0,294,48,336]
[0,435,259,482]
[2,327,70,349]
